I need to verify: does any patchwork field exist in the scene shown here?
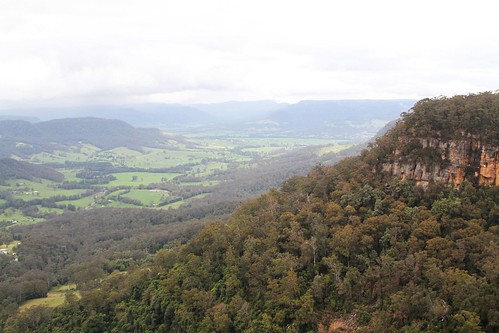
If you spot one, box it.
[0,131,353,225]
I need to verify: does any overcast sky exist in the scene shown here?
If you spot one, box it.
[1,0,498,108]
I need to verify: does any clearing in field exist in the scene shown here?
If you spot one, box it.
[7,179,87,200]
[120,189,169,206]
[0,240,21,254]
[107,172,180,187]
[19,284,79,311]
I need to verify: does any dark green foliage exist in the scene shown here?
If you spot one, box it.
[403,92,499,145]
[0,158,64,183]
[6,161,496,332]
[1,92,498,332]
[369,91,499,168]
[0,208,205,329]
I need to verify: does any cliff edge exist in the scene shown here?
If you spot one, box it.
[372,92,499,187]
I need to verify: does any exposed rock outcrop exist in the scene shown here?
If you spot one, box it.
[382,138,499,187]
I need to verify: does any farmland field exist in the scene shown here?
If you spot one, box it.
[0,130,354,225]
[107,172,180,187]
[19,284,79,311]
[121,189,169,206]
[7,179,87,200]
[58,196,96,208]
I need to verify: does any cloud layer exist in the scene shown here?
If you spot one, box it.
[1,0,498,108]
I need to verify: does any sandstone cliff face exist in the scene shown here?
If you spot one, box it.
[382,138,499,187]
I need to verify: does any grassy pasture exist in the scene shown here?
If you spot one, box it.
[59,169,80,181]
[29,144,101,164]
[93,147,215,168]
[58,196,96,208]
[19,284,79,311]
[0,240,21,254]
[107,172,180,187]
[0,208,44,224]
[7,179,87,200]
[121,189,169,206]
[318,144,355,155]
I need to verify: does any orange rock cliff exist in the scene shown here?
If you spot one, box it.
[382,137,499,187]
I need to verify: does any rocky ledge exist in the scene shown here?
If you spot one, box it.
[382,137,498,187]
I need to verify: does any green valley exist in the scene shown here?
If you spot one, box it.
[0,127,356,225]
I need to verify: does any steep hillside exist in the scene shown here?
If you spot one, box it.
[2,92,498,333]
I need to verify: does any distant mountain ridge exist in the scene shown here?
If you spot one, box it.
[0,100,416,137]
[0,104,212,128]
[192,100,288,123]
[264,99,416,139]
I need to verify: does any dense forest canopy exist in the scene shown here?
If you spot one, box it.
[0,92,498,332]
[396,92,499,145]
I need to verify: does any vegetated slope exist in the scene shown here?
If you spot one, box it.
[0,117,180,157]
[0,159,64,183]
[37,118,169,149]
[3,92,499,332]
[0,208,206,327]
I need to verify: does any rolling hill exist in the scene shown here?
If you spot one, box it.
[0,117,183,157]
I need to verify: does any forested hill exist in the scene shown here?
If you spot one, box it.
[0,117,179,157]
[3,92,498,332]
[0,159,64,183]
